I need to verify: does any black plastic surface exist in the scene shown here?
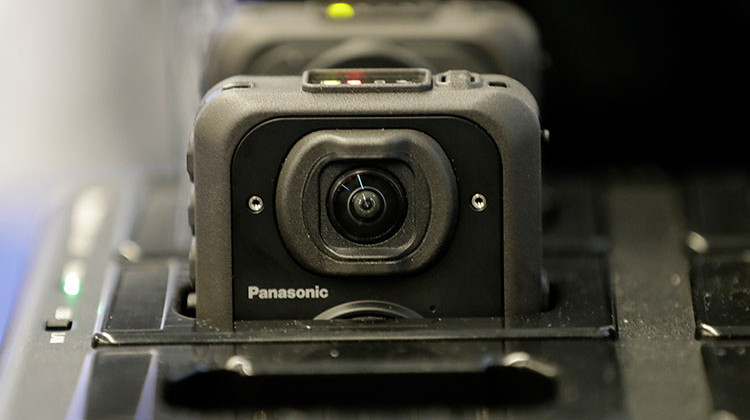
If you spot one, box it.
[691,256,750,339]
[105,264,169,331]
[164,358,557,408]
[97,240,613,345]
[701,343,750,419]
[688,172,750,339]
[504,340,623,419]
[128,177,191,258]
[69,340,621,418]
[542,174,609,256]
[686,171,750,253]
[83,352,157,418]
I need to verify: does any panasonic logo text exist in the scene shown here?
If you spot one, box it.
[248,285,329,300]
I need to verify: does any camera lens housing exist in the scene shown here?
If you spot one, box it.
[327,168,407,244]
[275,129,458,276]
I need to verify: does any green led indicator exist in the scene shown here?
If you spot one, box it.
[62,272,81,296]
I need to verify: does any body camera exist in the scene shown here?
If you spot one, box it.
[189,69,544,330]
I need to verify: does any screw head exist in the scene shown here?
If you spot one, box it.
[248,195,264,214]
[471,193,487,212]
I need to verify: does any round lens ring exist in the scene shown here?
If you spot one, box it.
[327,168,407,244]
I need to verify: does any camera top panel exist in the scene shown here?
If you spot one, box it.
[200,69,538,119]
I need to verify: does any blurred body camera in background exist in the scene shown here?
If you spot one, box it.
[201,1,543,97]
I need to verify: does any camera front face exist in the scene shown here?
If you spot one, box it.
[230,118,504,321]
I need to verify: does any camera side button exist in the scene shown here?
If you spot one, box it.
[44,319,72,331]
[186,141,194,182]
[188,238,196,287]
[435,70,482,89]
[44,306,73,331]
[188,188,195,235]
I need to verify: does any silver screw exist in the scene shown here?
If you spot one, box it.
[248,195,264,214]
[471,193,487,212]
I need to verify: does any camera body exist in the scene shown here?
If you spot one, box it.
[189,69,543,330]
[201,0,542,96]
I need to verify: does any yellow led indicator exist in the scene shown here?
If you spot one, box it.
[321,80,342,86]
[326,2,355,19]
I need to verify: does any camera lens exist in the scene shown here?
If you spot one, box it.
[328,168,407,244]
[350,189,383,220]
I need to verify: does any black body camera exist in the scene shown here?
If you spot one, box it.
[189,68,544,329]
[201,1,543,97]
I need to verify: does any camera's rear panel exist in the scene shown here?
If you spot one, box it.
[231,117,503,320]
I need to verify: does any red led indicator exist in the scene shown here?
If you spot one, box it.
[346,79,362,85]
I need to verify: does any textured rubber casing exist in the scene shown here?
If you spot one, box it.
[201,1,542,97]
[190,70,542,330]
